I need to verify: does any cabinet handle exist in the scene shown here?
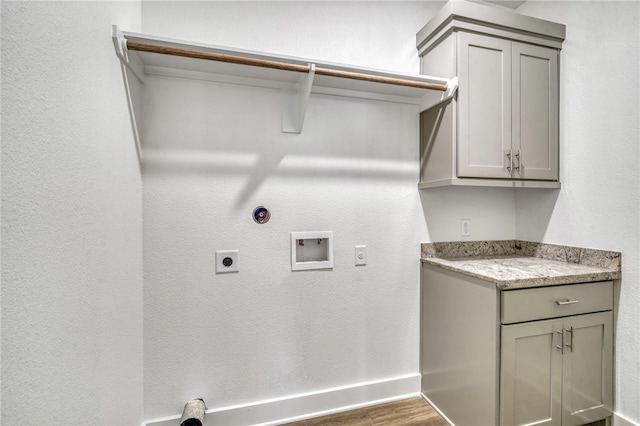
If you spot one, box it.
[556,329,564,354]
[565,327,573,352]
[514,150,521,172]
[556,299,579,305]
[506,149,513,173]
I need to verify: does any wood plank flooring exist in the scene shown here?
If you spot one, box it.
[280,397,609,426]
[281,397,448,426]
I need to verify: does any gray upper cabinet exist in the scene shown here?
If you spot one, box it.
[416,1,565,188]
[458,33,559,181]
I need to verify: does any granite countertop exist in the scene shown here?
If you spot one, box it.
[421,240,621,289]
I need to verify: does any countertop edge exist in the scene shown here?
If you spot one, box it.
[421,258,621,289]
[420,240,622,289]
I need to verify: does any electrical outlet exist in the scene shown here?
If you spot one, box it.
[355,245,367,266]
[461,219,471,237]
[216,250,239,273]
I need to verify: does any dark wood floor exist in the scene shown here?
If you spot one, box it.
[281,397,448,426]
[280,397,609,426]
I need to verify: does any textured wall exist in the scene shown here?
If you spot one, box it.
[141,1,443,74]
[142,76,425,419]
[140,1,516,420]
[515,1,640,423]
[1,2,143,425]
[5,1,634,425]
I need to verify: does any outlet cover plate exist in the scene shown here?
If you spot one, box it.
[216,250,239,273]
[461,219,471,237]
[355,245,367,266]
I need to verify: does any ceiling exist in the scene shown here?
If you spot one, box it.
[485,0,527,9]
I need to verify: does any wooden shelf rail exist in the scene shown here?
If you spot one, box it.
[126,41,449,92]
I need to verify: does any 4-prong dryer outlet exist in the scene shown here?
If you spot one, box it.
[216,250,239,273]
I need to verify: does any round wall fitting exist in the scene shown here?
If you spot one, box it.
[253,206,270,224]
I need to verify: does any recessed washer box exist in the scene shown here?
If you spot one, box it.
[291,231,333,271]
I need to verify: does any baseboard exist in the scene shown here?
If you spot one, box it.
[143,373,421,426]
[614,412,640,426]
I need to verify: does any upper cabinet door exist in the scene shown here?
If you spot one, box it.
[457,32,512,179]
[512,43,559,181]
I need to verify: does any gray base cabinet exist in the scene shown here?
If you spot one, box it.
[420,263,614,426]
[501,312,613,426]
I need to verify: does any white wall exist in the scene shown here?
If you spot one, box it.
[1,2,143,425]
[141,1,441,74]
[140,1,517,421]
[142,76,425,420]
[6,1,633,425]
[515,1,640,423]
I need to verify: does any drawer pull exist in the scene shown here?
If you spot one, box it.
[556,299,579,306]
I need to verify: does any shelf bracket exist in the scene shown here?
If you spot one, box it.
[419,76,458,112]
[111,25,145,84]
[111,25,144,163]
[282,63,315,134]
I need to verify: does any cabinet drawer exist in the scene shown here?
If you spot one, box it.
[501,281,612,324]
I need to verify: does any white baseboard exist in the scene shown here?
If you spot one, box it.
[614,412,640,426]
[143,373,421,426]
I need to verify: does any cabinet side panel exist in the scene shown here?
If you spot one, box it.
[420,102,454,184]
[419,33,457,123]
[421,33,456,78]
[420,264,499,426]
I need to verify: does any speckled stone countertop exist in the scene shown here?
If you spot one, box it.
[421,240,621,289]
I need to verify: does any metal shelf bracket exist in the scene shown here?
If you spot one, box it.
[111,26,145,84]
[282,63,315,134]
[419,76,458,112]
